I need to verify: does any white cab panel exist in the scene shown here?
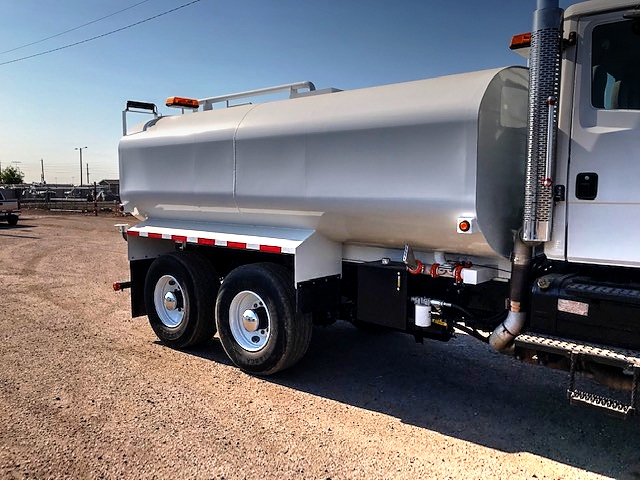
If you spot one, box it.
[566,10,640,267]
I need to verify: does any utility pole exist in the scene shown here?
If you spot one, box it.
[41,158,45,184]
[75,146,87,186]
[86,163,90,184]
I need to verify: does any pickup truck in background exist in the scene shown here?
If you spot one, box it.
[0,190,20,226]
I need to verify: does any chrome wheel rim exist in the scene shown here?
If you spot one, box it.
[229,290,271,352]
[154,274,188,328]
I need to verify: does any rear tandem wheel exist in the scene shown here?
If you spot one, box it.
[144,251,218,348]
[215,263,312,375]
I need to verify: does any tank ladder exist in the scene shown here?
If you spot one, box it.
[515,333,640,418]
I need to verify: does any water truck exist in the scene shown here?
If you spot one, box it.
[116,0,640,417]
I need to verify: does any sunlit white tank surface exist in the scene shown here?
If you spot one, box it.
[119,66,528,258]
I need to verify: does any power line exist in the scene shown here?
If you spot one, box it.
[0,0,202,67]
[0,0,154,56]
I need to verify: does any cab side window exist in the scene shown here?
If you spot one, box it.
[592,19,640,110]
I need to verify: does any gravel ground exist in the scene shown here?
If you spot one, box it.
[1,212,640,480]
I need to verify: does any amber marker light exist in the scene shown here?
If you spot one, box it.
[510,32,532,50]
[458,220,471,233]
[166,96,200,109]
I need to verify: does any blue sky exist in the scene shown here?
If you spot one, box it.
[0,0,573,185]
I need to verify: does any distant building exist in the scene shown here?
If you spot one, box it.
[99,179,120,195]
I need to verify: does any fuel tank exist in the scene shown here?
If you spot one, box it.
[119,66,528,258]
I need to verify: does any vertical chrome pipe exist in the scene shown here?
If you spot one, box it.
[522,0,563,243]
[491,1,564,352]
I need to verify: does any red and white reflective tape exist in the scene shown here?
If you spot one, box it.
[127,228,294,254]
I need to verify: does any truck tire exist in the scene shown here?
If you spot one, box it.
[144,252,217,348]
[215,263,312,375]
[7,215,18,226]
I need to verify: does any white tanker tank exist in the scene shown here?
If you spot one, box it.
[119,66,529,259]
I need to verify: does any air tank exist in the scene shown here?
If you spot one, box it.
[119,66,529,259]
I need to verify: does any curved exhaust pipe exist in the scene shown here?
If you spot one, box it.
[489,232,532,351]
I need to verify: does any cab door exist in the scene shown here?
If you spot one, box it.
[567,11,640,267]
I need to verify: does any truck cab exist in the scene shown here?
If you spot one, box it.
[551,1,640,267]
[505,1,640,415]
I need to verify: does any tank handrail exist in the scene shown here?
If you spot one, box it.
[122,100,159,136]
[200,81,316,110]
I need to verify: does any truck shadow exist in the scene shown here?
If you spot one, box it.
[0,222,40,239]
[181,321,640,478]
[275,323,639,478]
[180,340,235,368]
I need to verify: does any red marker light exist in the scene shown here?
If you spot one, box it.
[458,220,471,232]
[113,281,131,291]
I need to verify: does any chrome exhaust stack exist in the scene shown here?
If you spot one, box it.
[490,0,564,352]
[522,0,563,243]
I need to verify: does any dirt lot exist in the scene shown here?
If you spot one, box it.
[1,212,640,480]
